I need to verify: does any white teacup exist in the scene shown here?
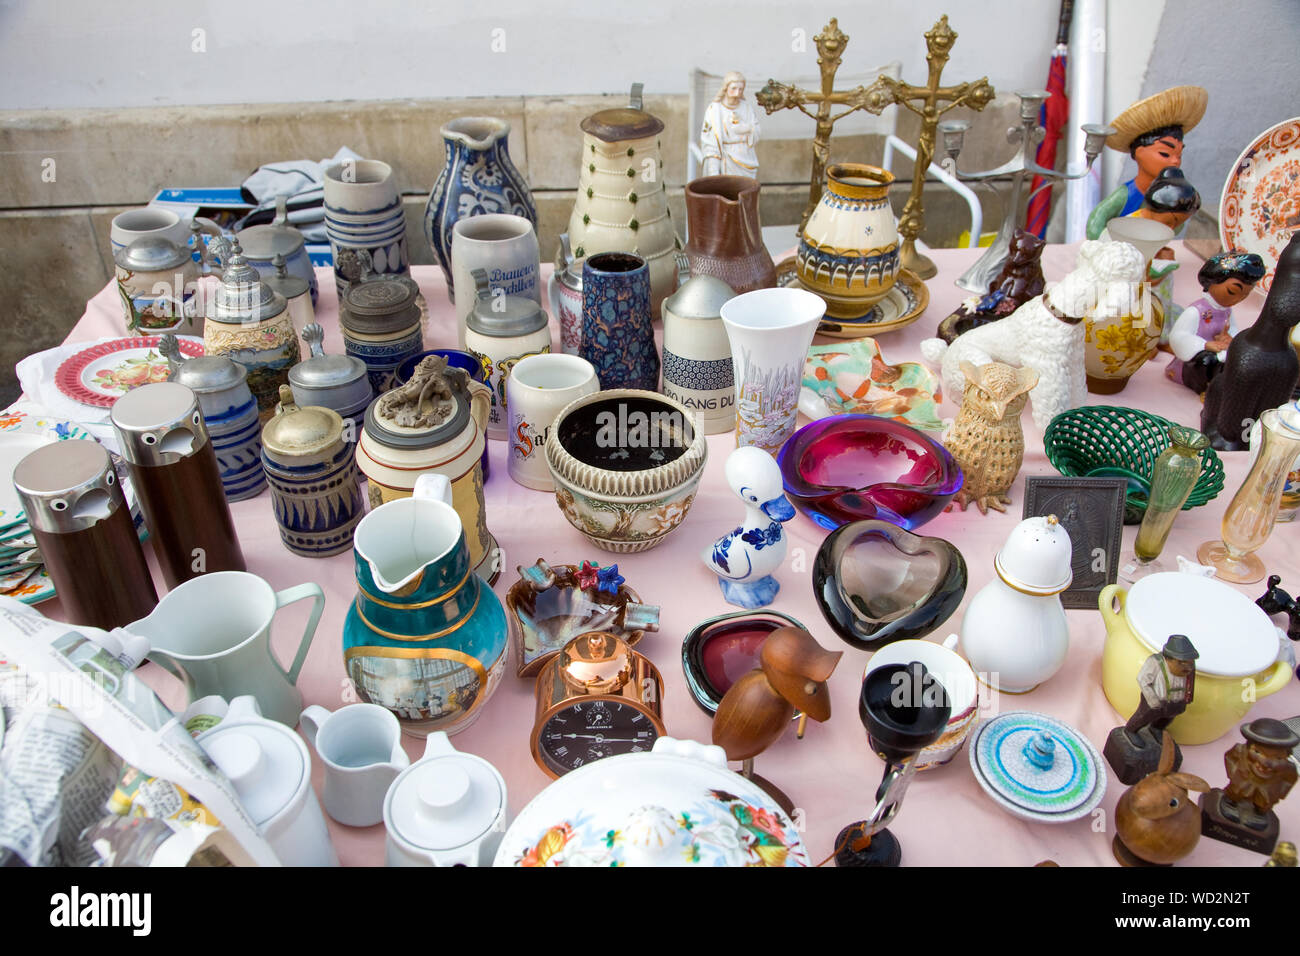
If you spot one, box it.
[300,703,411,827]
[506,353,599,491]
[111,208,220,251]
[864,634,979,769]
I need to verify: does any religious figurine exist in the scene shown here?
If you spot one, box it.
[700,72,760,179]
[946,361,1038,514]
[1113,731,1211,867]
[711,625,841,811]
[1085,85,1208,240]
[1200,717,1300,854]
[1167,251,1266,394]
[1103,634,1198,785]
[703,446,797,608]
[1256,574,1300,642]
[1202,232,1300,450]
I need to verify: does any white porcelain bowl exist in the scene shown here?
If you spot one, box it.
[864,634,979,769]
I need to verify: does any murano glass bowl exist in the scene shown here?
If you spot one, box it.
[813,519,967,650]
[680,609,807,714]
[777,413,962,531]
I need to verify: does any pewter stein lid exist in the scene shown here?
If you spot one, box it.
[342,274,421,335]
[290,323,368,390]
[210,240,288,325]
[467,268,548,338]
[581,82,664,142]
[364,356,471,449]
[235,223,305,261]
[13,440,126,535]
[115,236,191,273]
[263,253,310,300]
[110,381,211,467]
[262,385,344,462]
[159,335,247,394]
[663,272,736,321]
[554,233,584,292]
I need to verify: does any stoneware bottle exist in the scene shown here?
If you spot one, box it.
[424,116,538,294]
[662,259,737,435]
[580,251,659,391]
[682,175,776,294]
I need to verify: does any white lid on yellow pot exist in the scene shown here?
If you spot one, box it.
[1124,572,1279,677]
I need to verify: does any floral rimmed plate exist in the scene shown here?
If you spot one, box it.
[1220,117,1300,293]
[54,336,204,408]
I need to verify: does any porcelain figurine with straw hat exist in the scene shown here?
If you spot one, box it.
[1086,85,1208,240]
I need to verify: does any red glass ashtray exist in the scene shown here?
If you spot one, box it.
[681,609,808,714]
[777,413,962,532]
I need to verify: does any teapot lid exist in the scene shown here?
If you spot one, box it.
[115,236,191,272]
[994,515,1073,595]
[364,357,472,449]
[385,733,505,853]
[467,269,548,337]
[211,240,287,324]
[262,385,343,458]
[199,720,306,827]
[663,274,736,320]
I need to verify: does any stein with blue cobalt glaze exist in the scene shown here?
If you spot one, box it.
[344,474,507,737]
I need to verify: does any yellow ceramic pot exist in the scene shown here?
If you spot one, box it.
[1099,573,1291,744]
[797,164,900,315]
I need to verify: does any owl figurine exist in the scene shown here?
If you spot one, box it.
[946,361,1039,514]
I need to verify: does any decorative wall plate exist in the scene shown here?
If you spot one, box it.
[54,336,204,407]
[1220,117,1300,293]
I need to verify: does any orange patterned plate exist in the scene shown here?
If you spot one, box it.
[1219,117,1300,293]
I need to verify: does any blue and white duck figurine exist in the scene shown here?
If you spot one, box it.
[703,446,797,609]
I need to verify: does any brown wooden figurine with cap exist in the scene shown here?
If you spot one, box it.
[1200,717,1300,854]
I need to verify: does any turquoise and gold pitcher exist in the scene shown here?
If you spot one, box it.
[344,474,507,737]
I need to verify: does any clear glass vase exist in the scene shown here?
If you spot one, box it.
[1120,425,1209,581]
[1198,401,1300,584]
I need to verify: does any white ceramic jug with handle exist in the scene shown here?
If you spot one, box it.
[300,703,410,827]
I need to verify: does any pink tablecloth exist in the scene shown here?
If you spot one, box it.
[52,242,1299,867]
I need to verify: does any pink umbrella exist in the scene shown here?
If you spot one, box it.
[1025,0,1073,238]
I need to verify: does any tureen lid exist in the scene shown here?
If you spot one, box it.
[211,240,287,324]
[968,711,1106,823]
[262,385,343,458]
[467,269,548,338]
[115,236,191,272]
[385,733,506,853]
[290,324,367,389]
[1123,572,1280,677]
[493,737,809,867]
[663,274,736,320]
[994,515,1073,594]
[262,253,310,299]
[235,222,305,259]
[199,719,305,827]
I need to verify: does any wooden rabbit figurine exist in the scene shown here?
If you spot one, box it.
[1113,731,1210,866]
[946,361,1039,514]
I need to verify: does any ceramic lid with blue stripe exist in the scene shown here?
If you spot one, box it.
[969,711,1106,823]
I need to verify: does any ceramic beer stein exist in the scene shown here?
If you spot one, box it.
[261,385,365,558]
[160,335,266,502]
[450,213,542,343]
[234,198,319,306]
[340,269,425,393]
[204,240,300,419]
[547,233,585,355]
[581,252,659,390]
[300,702,410,827]
[110,208,220,253]
[662,263,738,435]
[464,268,552,440]
[289,323,373,449]
[507,353,600,491]
[263,253,316,331]
[114,237,202,335]
[323,158,409,294]
[355,355,499,583]
[344,474,509,737]
[129,570,325,727]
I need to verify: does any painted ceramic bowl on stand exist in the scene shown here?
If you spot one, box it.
[813,519,966,650]
[545,389,708,553]
[863,635,979,769]
[778,414,962,531]
[492,737,810,867]
[681,609,808,714]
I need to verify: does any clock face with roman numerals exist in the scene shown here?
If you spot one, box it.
[536,698,662,776]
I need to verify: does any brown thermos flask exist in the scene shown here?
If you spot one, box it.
[12,440,158,630]
[110,381,246,589]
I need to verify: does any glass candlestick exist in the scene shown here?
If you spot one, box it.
[1120,426,1210,581]
[1199,402,1300,584]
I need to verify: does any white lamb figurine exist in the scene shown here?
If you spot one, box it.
[921,239,1145,431]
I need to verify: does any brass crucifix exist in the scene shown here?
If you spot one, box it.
[755,19,883,232]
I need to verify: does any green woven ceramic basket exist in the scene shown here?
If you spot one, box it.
[1043,406,1225,525]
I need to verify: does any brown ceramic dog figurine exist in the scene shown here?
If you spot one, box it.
[1113,731,1210,866]
[712,626,842,761]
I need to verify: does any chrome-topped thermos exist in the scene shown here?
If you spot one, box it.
[13,440,158,630]
[110,381,246,588]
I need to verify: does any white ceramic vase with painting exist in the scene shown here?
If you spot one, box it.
[719,287,825,452]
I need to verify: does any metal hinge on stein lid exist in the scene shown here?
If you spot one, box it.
[675,252,691,286]
[629,82,644,111]
[471,267,493,302]
[301,322,326,359]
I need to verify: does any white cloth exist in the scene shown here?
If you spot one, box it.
[700,99,760,177]
[1169,302,1237,363]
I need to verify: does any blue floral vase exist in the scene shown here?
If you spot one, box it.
[423,117,538,291]
[580,252,659,390]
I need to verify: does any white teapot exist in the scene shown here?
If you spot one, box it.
[958,515,1073,693]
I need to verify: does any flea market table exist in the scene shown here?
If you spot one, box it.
[47,241,1300,867]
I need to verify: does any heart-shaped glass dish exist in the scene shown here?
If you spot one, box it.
[814,519,967,650]
[778,414,962,532]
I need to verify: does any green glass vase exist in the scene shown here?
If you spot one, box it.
[1121,425,1209,580]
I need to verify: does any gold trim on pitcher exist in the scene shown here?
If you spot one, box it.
[344,644,488,682]
[357,565,474,609]
[352,587,482,642]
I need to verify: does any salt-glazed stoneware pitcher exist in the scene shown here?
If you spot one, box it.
[344,473,508,738]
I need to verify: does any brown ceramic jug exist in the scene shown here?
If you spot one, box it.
[683,176,776,294]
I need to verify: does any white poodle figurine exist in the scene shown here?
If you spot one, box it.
[921,240,1145,431]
